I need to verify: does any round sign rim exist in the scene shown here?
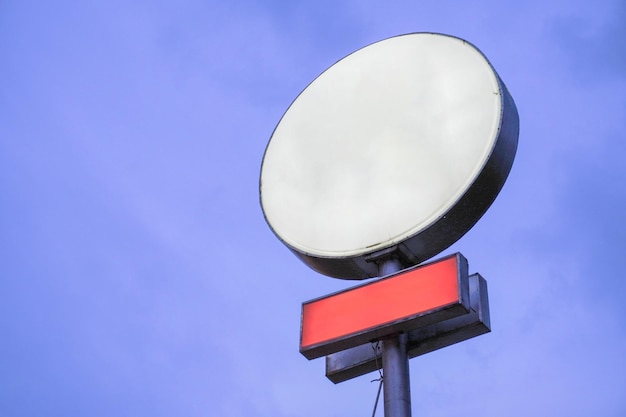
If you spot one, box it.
[260,32,519,279]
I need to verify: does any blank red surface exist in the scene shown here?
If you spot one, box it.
[301,256,459,349]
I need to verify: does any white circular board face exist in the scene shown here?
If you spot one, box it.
[260,33,518,279]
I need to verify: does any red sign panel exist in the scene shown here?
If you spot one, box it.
[300,253,469,359]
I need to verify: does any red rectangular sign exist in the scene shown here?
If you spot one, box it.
[300,253,469,359]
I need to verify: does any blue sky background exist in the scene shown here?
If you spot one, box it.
[1,1,625,416]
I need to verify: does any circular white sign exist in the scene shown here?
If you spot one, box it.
[260,33,518,279]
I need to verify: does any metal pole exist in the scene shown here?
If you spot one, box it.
[378,258,412,417]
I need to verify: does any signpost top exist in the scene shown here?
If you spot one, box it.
[260,33,518,279]
[259,33,518,417]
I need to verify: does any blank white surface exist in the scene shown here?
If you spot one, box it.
[261,34,502,257]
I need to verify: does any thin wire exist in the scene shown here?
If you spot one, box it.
[371,378,383,417]
[372,341,383,380]
[370,341,383,417]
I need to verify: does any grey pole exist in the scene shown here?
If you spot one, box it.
[378,258,412,417]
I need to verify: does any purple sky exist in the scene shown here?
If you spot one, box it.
[1,1,625,416]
